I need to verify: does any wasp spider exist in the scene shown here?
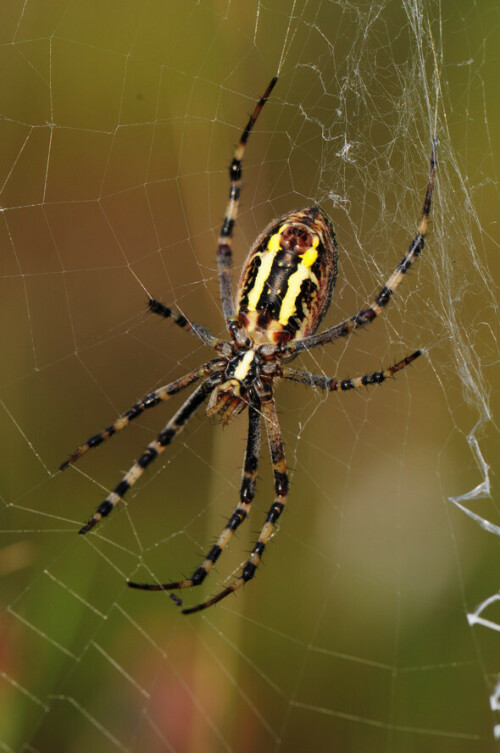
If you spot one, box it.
[61,77,437,614]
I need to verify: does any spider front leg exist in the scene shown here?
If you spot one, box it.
[78,375,222,534]
[281,350,421,391]
[180,386,288,615]
[60,360,224,469]
[217,77,278,325]
[128,402,262,601]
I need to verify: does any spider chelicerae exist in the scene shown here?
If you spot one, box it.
[61,77,437,614]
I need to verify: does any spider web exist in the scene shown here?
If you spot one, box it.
[1,1,499,751]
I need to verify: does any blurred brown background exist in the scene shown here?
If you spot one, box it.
[0,1,499,751]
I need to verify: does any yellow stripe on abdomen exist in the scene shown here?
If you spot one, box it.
[246,248,277,311]
[278,241,319,325]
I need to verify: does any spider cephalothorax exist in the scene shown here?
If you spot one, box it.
[206,349,259,424]
[61,77,437,614]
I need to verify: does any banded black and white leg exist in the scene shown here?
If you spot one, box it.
[180,387,288,615]
[281,350,421,392]
[60,360,225,469]
[282,138,438,359]
[128,402,262,602]
[218,77,278,325]
[78,374,222,534]
[148,299,220,349]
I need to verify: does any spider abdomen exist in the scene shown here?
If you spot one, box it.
[236,207,338,344]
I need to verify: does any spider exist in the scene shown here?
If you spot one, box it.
[61,77,437,614]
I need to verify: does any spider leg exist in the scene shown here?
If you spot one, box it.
[128,401,262,596]
[60,359,225,470]
[148,299,220,349]
[218,77,278,325]
[78,374,222,534]
[283,139,438,357]
[281,350,421,391]
[180,387,287,615]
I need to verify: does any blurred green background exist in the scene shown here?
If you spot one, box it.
[1,1,499,752]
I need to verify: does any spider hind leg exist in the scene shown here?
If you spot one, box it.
[217,77,278,325]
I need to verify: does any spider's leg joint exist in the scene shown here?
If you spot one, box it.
[240,477,255,504]
[229,159,242,182]
[137,446,158,469]
[79,499,114,535]
[191,566,210,586]
[273,473,288,496]
[242,561,257,581]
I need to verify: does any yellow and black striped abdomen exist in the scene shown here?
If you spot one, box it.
[236,207,338,344]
